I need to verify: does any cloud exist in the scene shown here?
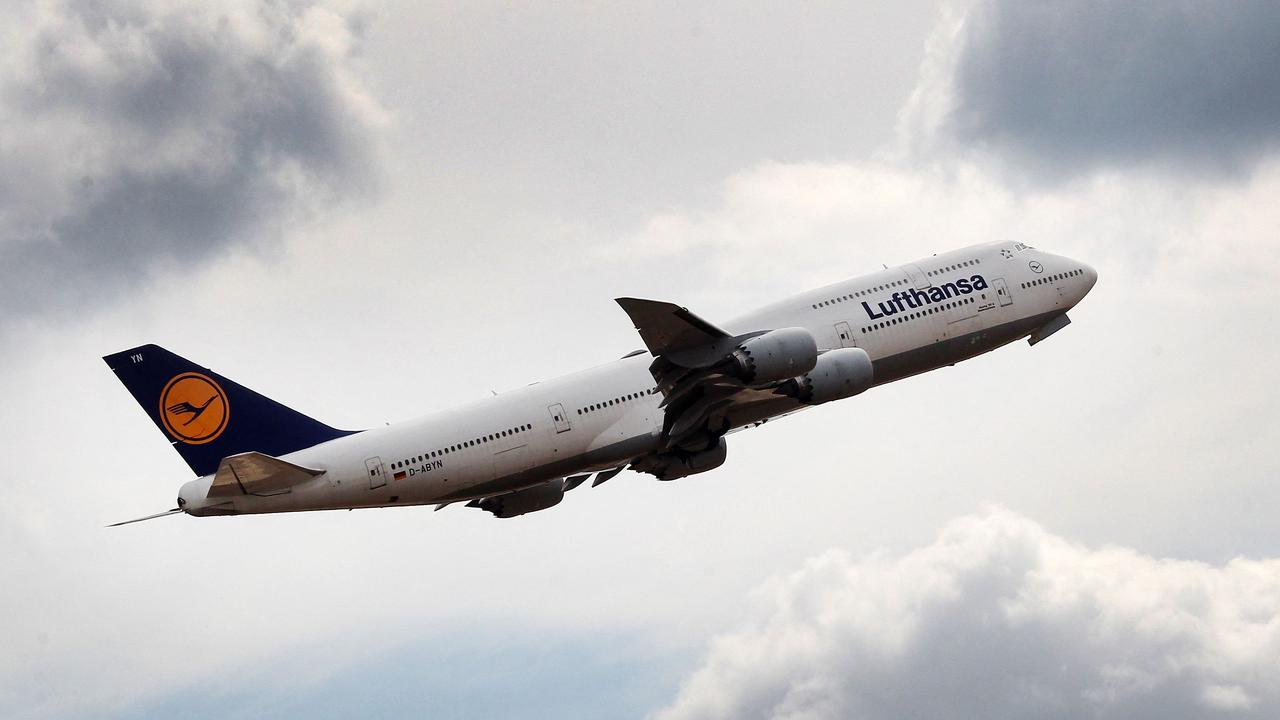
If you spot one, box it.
[901,0,1280,181]
[0,0,385,321]
[655,508,1280,720]
[598,152,1280,306]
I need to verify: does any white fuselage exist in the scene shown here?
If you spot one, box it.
[179,241,1096,516]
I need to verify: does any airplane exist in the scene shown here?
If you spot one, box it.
[105,241,1096,524]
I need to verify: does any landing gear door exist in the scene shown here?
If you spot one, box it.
[993,277,1013,307]
[365,456,387,489]
[548,403,571,433]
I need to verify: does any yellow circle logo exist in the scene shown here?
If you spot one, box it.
[159,372,229,445]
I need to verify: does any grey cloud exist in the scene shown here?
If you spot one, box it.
[657,508,1280,720]
[943,0,1280,179]
[0,0,383,319]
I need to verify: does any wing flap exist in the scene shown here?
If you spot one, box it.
[208,452,324,497]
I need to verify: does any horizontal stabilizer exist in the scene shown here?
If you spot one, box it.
[615,298,731,358]
[208,452,324,497]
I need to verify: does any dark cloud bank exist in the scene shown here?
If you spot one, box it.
[946,0,1280,179]
[0,0,382,320]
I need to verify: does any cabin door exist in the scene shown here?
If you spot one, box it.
[904,264,931,289]
[834,321,857,348]
[993,277,1013,307]
[365,457,387,489]
[548,403,571,433]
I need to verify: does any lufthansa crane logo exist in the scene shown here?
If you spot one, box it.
[159,372,228,445]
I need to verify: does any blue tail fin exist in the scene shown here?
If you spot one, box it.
[103,344,358,476]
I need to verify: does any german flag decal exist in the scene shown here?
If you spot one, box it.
[393,471,407,481]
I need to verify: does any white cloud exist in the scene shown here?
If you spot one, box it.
[597,151,1280,312]
[656,508,1280,720]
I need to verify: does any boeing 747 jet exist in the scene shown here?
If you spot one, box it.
[106,241,1096,524]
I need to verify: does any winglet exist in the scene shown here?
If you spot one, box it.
[615,298,731,358]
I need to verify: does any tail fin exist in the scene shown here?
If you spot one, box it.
[103,344,357,476]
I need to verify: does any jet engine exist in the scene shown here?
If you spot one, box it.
[636,437,728,481]
[726,327,818,385]
[473,479,565,518]
[781,347,874,404]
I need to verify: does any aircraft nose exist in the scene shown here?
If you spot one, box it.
[1065,260,1099,308]
[1083,262,1098,292]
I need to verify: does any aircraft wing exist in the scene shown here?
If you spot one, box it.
[616,297,785,453]
[207,451,325,497]
[614,298,738,363]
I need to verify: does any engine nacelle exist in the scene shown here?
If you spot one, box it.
[728,327,818,385]
[783,347,874,404]
[643,438,728,481]
[476,479,565,518]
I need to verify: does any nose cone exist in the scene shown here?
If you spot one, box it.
[1067,260,1098,307]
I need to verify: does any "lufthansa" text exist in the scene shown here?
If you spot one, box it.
[861,274,990,320]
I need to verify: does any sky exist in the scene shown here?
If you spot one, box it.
[2,0,1279,717]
